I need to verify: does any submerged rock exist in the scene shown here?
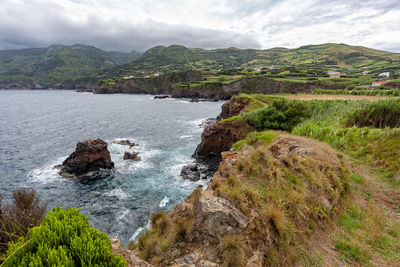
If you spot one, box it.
[59,138,114,178]
[112,139,137,148]
[123,151,141,161]
[153,95,169,99]
[194,196,248,238]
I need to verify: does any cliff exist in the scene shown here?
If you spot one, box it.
[95,71,203,94]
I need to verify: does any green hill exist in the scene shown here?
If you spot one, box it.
[108,43,400,78]
[0,44,141,88]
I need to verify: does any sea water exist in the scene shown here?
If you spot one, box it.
[0,90,222,243]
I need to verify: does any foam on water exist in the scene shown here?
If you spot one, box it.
[27,156,67,184]
[104,188,128,200]
[159,196,170,208]
[130,220,151,241]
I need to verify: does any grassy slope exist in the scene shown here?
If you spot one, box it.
[130,94,400,266]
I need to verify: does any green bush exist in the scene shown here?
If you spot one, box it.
[241,98,311,131]
[2,207,126,266]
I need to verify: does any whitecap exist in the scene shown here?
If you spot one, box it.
[130,220,151,241]
[159,196,169,208]
[104,188,128,200]
[27,156,66,184]
[179,135,195,139]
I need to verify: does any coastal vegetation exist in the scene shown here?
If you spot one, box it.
[126,93,400,266]
[1,207,125,266]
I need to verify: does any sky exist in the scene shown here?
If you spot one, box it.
[1,0,400,52]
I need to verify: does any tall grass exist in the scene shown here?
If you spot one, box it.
[344,99,400,128]
[0,188,46,254]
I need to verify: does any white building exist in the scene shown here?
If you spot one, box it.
[378,72,390,78]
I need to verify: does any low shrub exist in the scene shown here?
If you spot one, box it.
[2,207,125,266]
[0,188,46,254]
[241,98,311,131]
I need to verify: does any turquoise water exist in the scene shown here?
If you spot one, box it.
[0,90,222,243]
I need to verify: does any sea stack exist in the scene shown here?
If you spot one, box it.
[58,138,114,178]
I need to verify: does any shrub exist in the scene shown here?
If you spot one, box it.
[0,188,46,254]
[2,207,125,266]
[241,98,311,131]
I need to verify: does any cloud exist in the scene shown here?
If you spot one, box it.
[0,0,399,52]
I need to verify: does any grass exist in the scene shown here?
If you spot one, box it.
[232,131,277,150]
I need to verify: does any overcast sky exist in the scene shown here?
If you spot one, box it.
[1,0,400,52]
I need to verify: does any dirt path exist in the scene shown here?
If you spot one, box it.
[285,94,395,101]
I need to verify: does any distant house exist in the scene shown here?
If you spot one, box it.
[372,81,386,87]
[153,73,160,77]
[329,71,341,78]
[253,67,262,71]
[378,72,390,78]
[362,70,371,75]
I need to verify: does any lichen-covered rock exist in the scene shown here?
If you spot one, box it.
[58,138,114,177]
[194,196,247,238]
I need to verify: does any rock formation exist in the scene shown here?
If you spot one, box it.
[123,151,141,161]
[58,138,114,178]
[180,164,201,181]
[112,139,137,148]
[154,95,169,99]
[194,196,248,238]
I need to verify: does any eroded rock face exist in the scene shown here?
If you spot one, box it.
[220,95,250,120]
[111,237,153,267]
[59,138,114,177]
[194,196,247,238]
[193,120,254,160]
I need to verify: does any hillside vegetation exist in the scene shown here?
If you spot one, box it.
[0,44,140,89]
[107,43,400,77]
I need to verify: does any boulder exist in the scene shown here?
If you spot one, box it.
[190,98,200,103]
[112,139,137,148]
[59,138,114,178]
[181,164,201,181]
[194,196,247,238]
[123,151,141,161]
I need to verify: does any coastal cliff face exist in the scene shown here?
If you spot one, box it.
[193,95,255,163]
[95,71,203,94]
[172,77,318,100]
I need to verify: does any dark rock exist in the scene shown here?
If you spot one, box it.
[181,164,201,181]
[154,95,169,99]
[190,98,200,103]
[123,151,141,161]
[58,138,114,178]
[112,139,137,148]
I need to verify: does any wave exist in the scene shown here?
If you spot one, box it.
[159,196,169,208]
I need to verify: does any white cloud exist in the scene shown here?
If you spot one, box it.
[0,0,399,52]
